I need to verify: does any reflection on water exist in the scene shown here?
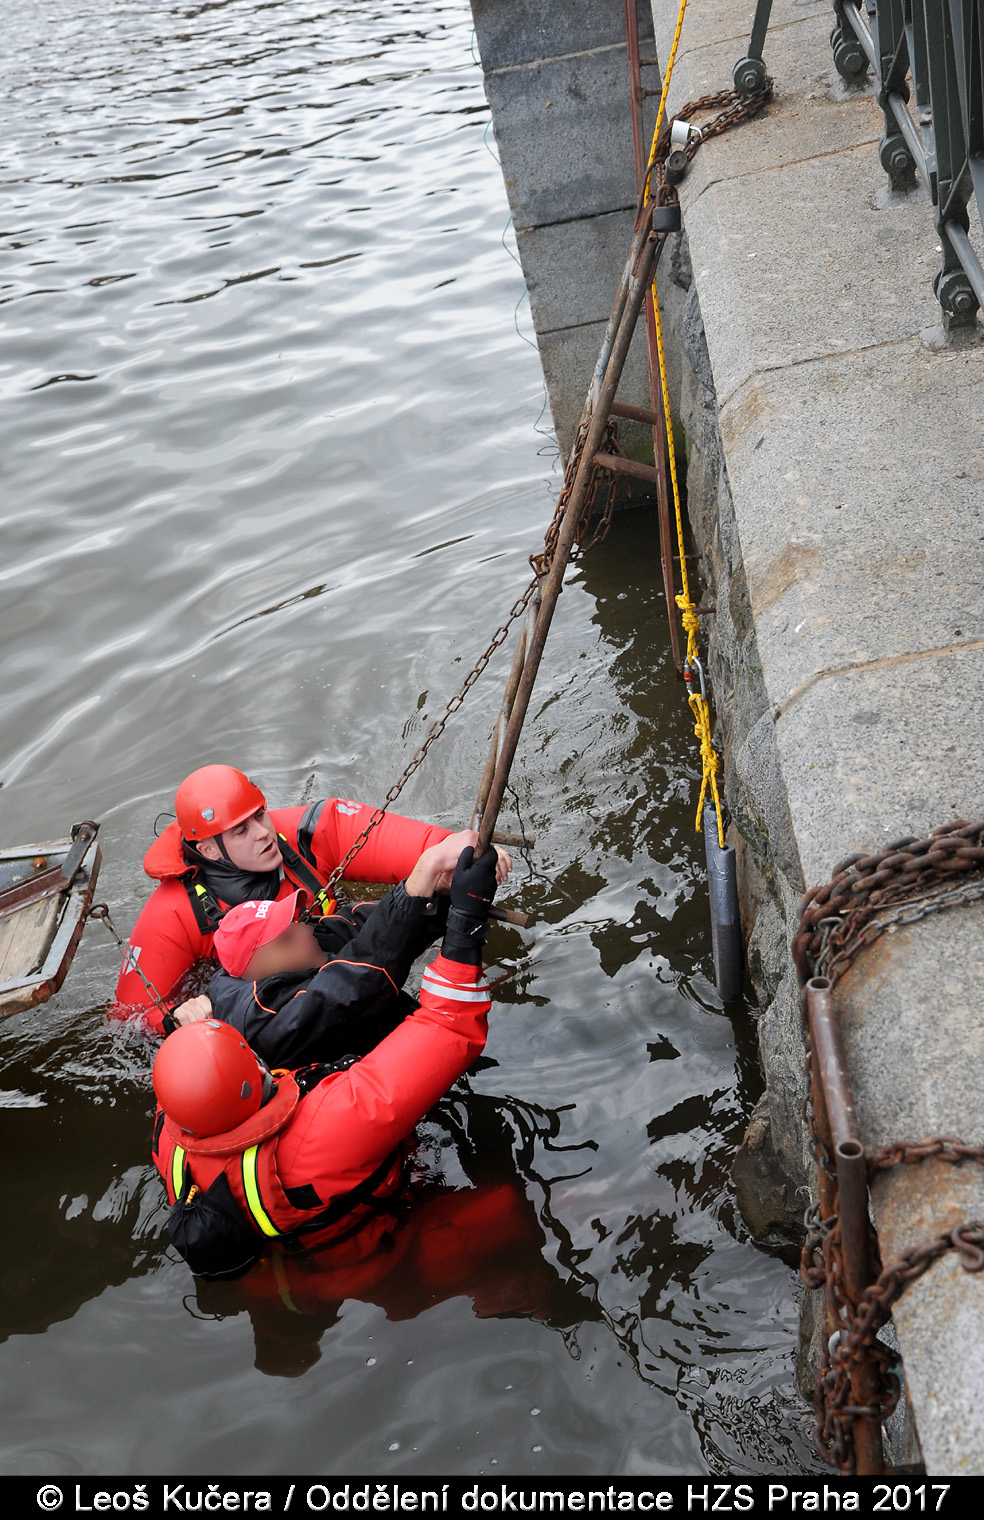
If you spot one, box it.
[0,0,818,1477]
[196,1177,559,1381]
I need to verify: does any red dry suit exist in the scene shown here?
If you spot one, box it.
[112,798,450,1033]
[152,953,490,1254]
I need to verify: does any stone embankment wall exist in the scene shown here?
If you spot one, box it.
[659,229,813,1249]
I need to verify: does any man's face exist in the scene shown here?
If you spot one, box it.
[244,919,323,981]
[200,808,283,872]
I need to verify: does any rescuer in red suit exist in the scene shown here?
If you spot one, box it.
[112,764,509,1035]
[151,846,504,1285]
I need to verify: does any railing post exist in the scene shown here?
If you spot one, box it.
[836,1,983,328]
[923,0,981,327]
[872,0,918,192]
[733,0,775,97]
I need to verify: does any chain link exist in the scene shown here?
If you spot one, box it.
[793,818,984,986]
[794,817,984,1471]
[87,902,172,1014]
[647,81,774,203]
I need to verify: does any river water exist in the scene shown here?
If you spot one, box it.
[0,0,817,1477]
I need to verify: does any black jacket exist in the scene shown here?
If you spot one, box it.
[208,883,447,1069]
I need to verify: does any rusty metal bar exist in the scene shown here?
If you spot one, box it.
[623,0,683,677]
[587,202,656,416]
[491,830,534,850]
[609,400,660,426]
[471,734,499,834]
[472,589,539,832]
[592,451,662,484]
[807,976,883,1475]
[807,982,862,1161]
[488,903,528,929]
[807,978,872,1303]
[624,0,649,191]
[476,210,661,857]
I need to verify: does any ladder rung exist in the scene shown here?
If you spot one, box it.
[609,401,661,426]
[592,451,662,484]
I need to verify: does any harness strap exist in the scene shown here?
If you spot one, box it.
[181,835,336,936]
[277,833,337,917]
[296,801,325,867]
[172,1144,188,1202]
[184,878,224,934]
[242,1146,280,1237]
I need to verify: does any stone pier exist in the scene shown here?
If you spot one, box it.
[470,0,659,459]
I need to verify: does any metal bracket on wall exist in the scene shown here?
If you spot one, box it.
[734,0,775,97]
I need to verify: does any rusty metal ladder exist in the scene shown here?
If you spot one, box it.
[472,6,689,857]
[472,191,681,858]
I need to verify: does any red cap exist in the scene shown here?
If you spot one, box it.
[213,891,304,979]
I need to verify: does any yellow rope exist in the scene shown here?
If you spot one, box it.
[645,0,725,848]
[643,0,690,201]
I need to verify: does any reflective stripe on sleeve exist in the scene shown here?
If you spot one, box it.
[241,1145,281,1237]
[171,1145,186,1202]
[420,972,490,1003]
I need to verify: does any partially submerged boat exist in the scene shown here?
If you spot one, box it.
[0,821,101,1019]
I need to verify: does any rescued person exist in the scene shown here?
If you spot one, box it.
[205,829,508,1069]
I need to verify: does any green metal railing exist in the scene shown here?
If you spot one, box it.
[733,1,984,328]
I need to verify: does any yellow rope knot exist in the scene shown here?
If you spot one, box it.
[677,598,700,634]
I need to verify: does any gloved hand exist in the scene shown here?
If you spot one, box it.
[441,845,499,965]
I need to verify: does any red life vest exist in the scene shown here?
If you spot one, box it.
[143,819,337,932]
[157,1069,401,1247]
[113,800,450,1021]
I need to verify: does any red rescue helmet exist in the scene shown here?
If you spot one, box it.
[153,1020,264,1137]
[175,765,266,842]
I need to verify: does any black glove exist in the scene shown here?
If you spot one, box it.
[311,910,362,955]
[441,846,498,965]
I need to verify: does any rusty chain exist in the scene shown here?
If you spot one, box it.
[87,901,173,1014]
[321,583,537,895]
[811,1222,984,1469]
[869,1136,984,1172]
[794,817,984,987]
[794,817,984,1472]
[646,81,774,204]
[680,84,775,151]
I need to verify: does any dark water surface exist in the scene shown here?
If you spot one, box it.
[0,0,816,1476]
